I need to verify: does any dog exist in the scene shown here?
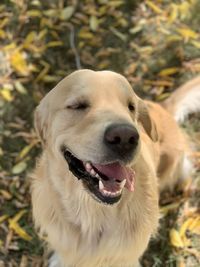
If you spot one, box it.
[31,70,200,267]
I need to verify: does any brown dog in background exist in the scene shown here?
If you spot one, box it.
[31,70,200,267]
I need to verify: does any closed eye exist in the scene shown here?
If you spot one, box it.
[66,101,90,110]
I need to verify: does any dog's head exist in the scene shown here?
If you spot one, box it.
[35,70,157,205]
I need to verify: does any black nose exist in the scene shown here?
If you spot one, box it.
[104,123,139,159]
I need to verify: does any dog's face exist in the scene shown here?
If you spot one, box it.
[35,70,157,205]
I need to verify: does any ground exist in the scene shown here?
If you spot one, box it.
[0,0,200,266]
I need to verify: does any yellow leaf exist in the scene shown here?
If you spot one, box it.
[159,67,180,76]
[179,218,194,237]
[9,220,32,241]
[44,9,58,17]
[168,4,178,23]
[16,141,37,162]
[177,28,198,40]
[160,202,181,215]
[0,214,8,223]
[108,0,124,7]
[11,210,27,223]
[0,88,13,102]
[0,29,6,38]
[35,65,50,82]
[38,29,48,41]
[179,2,191,20]
[170,229,184,248]
[10,49,29,76]
[78,30,94,40]
[191,41,200,49]
[156,93,171,101]
[12,161,27,174]
[130,25,143,35]
[24,31,36,47]
[188,216,200,234]
[27,9,42,17]
[182,234,191,247]
[14,81,27,94]
[46,41,63,48]
[42,75,60,82]
[60,6,75,21]
[109,27,127,42]
[90,15,99,32]
[167,35,183,42]
[146,0,163,14]
[3,43,16,51]
[0,17,9,28]
[0,189,12,200]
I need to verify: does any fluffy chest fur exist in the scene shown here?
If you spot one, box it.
[31,150,159,267]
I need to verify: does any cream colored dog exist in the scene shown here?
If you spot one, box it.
[31,70,200,267]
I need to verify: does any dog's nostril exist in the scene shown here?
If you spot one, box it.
[112,136,121,145]
[129,136,135,145]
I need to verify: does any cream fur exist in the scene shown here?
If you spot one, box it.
[31,71,199,267]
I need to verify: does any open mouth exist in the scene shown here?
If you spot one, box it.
[63,149,135,205]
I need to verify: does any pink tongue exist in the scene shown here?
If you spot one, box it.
[92,162,135,192]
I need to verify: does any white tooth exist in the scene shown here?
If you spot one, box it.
[95,173,100,179]
[99,180,104,190]
[102,189,110,196]
[90,168,96,176]
[120,179,126,189]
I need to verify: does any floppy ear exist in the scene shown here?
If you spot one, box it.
[137,100,158,142]
[34,102,49,146]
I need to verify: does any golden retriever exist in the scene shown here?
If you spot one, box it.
[31,70,200,267]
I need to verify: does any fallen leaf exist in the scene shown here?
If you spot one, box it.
[60,6,75,21]
[191,40,200,49]
[16,141,37,162]
[177,27,198,40]
[9,220,32,241]
[27,9,42,17]
[109,26,127,42]
[0,214,8,223]
[78,29,94,39]
[14,81,27,94]
[46,41,63,48]
[168,4,178,23]
[0,88,13,102]
[10,49,29,76]
[170,228,184,248]
[0,189,12,200]
[90,15,99,32]
[0,29,6,38]
[12,161,27,174]
[8,210,32,241]
[159,67,180,76]
[146,0,163,14]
